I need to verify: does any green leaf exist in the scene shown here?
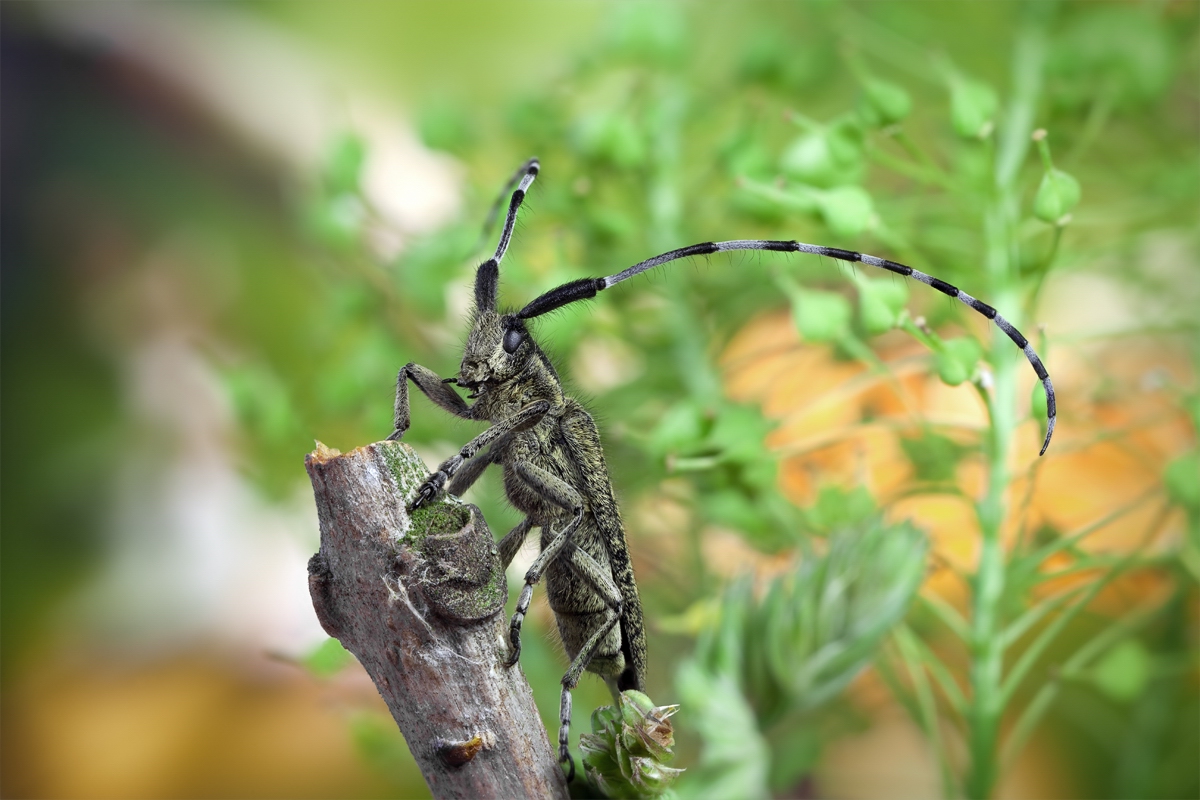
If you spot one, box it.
[703,490,763,533]
[900,433,967,483]
[779,118,864,188]
[302,637,356,678]
[780,133,836,186]
[674,661,770,800]
[323,132,366,195]
[935,336,982,386]
[804,485,877,533]
[1089,639,1152,702]
[650,401,709,456]
[1164,452,1200,512]
[742,518,928,715]
[707,404,773,464]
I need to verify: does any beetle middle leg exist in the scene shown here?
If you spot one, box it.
[503,460,585,667]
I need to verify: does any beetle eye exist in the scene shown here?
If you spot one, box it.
[502,326,523,354]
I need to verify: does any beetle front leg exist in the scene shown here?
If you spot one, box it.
[387,362,473,441]
[409,400,551,510]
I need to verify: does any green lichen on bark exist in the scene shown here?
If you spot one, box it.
[376,440,507,623]
[410,500,470,541]
[378,440,429,508]
[412,500,507,623]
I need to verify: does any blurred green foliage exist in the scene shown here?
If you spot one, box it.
[676,518,927,796]
[4,2,1197,799]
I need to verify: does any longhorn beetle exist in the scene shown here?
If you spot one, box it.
[388,158,1057,779]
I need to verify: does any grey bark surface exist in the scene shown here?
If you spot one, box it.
[306,440,569,800]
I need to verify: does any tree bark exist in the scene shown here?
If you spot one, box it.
[306,440,569,799]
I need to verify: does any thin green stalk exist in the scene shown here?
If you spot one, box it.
[896,626,960,800]
[1000,583,1089,651]
[964,20,1046,798]
[867,139,959,192]
[874,648,926,735]
[1000,596,1172,770]
[1026,225,1062,312]
[918,592,971,642]
[901,625,969,716]
[1000,501,1173,708]
[1014,488,1157,571]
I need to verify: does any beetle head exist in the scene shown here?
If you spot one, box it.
[458,259,535,394]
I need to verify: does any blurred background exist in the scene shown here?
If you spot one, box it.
[2,2,1197,798]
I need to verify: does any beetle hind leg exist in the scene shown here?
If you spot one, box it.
[559,686,576,781]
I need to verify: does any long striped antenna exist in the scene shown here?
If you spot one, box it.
[473,158,540,312]
[518,237,1056,456]
[477,157,541,257]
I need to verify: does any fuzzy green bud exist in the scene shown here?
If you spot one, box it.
[818,185,874,238]
[789,287,852,343]
[1090,640,1151,702]
[860,78,912,127]
[780,119,864,187]
[935,336,982,386]
[1033,168,1082,224]
[857,275,910,335]
[950,77,999,139]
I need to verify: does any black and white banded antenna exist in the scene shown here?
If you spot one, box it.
[516,238,1057,456]
[475,157,541,257]
[472,158,540,310]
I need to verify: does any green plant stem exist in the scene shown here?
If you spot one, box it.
[964,20,1046,799]
[867,139,959,192]
[1026,225,1062,313]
